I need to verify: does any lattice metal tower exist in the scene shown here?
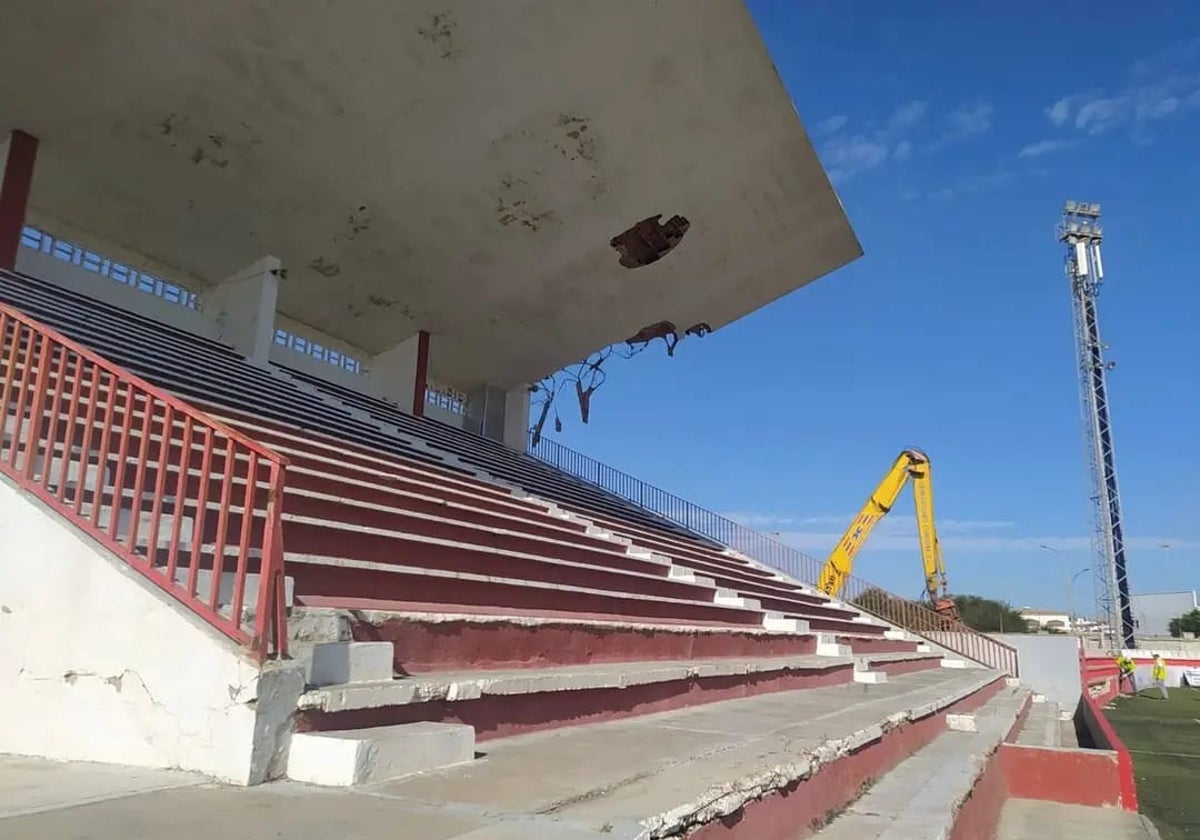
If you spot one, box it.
[1057,201,1134,650]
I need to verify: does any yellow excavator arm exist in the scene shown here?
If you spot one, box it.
[816,449,954,616]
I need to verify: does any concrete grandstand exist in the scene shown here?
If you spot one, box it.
[0,3,1149,838]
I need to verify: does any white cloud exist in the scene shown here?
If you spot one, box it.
[815,114,849,135]
[926,169,1015,201]
[771,528,1199,557]
[889,100,929,131]
[729,509,1200,557]
[822,134,891,181]
[1018,139,1076,158]
[946,102,993,139]
[1046,98,1072,126]
[1044,40,1200,138]
[723,512,797,529]
[817,100,929,182]
[922,102,994,152]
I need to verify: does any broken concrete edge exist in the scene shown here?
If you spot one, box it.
[628,672,1007,839]
[296,654,870,713]
[288,605,852,640]
[250,661,307,785]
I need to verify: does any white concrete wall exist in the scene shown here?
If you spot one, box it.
[425,401,466,428]
[0,477,300,784]
[206,256,280,364]
[367,334,422,407]
[987,633,1082,709]
[15,239,214,339]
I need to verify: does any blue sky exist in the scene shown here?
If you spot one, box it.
[549,2,1200,615]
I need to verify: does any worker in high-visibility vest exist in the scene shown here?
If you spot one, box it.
[1152,653,1169,701]
[1115,652,1136,694]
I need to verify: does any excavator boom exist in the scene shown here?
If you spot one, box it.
[816,449,958,622]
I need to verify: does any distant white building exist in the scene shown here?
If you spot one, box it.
[1018,608,1072,633]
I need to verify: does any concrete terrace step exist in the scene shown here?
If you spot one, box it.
[285,554,773,628]
[347,668,1007,838]
[204,409,885,617]
[996,799,1160,840]
[288,606,921,672]
[1014,697,1079,749]
[288,721,475,787]
[9,362,896,644]
[813,686,1030,839]
[274,514,703,594]
[295,650,947,740]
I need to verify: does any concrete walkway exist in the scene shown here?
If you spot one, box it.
[997,799,1161,840]
[1,668,1000,840]
[1013,699,1079,749]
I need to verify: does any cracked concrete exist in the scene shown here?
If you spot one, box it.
[815,687,1029,838]
[297,651,940,713]
[1,669,1003,840]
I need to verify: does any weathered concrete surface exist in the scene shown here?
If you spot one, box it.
[2,669,1000,839]
[298,650,939,712]
[0,2,860,390]
[373,668,1000,837]
[1014,698,1079,749]
[0,756,198,819]
[997,799,1161,840]
[0,477,301,784]
[814,688,1029,839]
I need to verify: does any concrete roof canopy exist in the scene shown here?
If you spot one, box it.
[0,1,860,390]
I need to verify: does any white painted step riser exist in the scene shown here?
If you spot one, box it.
[853,671,887,684]
[763,615,810,632]
[715,590,761,610]
[288,722,475,786]
[309,642,394,687]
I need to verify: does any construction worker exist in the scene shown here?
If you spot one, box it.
[1152,653,1169,701]
[1115,652,1136,694]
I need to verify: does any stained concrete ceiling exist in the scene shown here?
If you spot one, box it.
[0,0,861,389]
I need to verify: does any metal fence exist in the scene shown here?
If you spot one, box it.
[530,434,1018,676]
[0,304,289,658]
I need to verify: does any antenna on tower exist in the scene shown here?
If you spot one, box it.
[1056,201,1135,650]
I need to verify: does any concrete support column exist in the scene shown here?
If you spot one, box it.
[205,255,281,364]
[465,384,531,452]
[503,386,531,453]
[368,331,429,412]
[0,130,38,271]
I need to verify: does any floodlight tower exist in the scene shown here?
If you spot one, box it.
[1056,201,1135,650]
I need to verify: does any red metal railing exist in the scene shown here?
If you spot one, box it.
[0,303,288,659]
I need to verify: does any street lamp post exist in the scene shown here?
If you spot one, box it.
[1040,544,1072,629]
[1067,567,1091,632]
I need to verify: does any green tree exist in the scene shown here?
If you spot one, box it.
[951,595,1031,634]
[1168,609,1200,638]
